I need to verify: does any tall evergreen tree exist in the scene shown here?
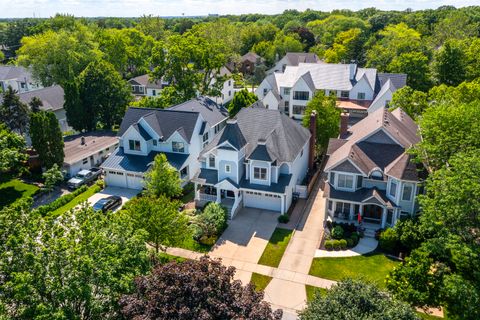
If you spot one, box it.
[63,80,89,132]
[29,111,64,169]
[29,96,43,113]
[0,86,30,135]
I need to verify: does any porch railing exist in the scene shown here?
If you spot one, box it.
[197,191,217,202]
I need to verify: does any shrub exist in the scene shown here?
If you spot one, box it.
[379,228,398,253]
[325,240,333,250]
[346,238,354,248]
[350,234,359,246]
[339,239,347,250]
[278,214,290,223]
[333,240,341,250]
[35,185,88,216]
[192,203,228,241]
[332,225,344,239]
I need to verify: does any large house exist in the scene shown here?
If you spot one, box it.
[193,107,311,217]
[0,65,42,93]
[257,61,406,121]
[323,107,424,229]
[207,66,235,106]
[267,52,321,74]
[128,74,168,98]
[101,97,228,190]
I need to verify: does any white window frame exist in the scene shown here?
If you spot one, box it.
[337,173,354,190]
[357,92,365,100]
[208,155,215,168]
[389,179,398,198]
[253,167,267,181]
[172,141,185,153]
[129,139,141,151]
[401,183,413,201]
[225,164,231,173]
[340,90,349,98]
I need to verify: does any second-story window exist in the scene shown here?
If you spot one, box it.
[263,88,268,96]
[153,140,157,146]
[357,92,365,100]
[283,88,290,95]
[389,180,398,198]
[337,174,354,189]
[129,140,141,151]
[172,142,185,153]
[254,167,267,180]
[202,132,209,148]
[293,91,309,100]
[340,91,349,98]
[225,164,231,173]
[293,105,306,115]
[209,155,215,168]
[402,184,413,201]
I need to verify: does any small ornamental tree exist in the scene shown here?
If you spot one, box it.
[29,96,43,113]
[42,163,64,192]
[302,90,340,154]
[144,153,182,198]
[300,279,418,320]
[228,89,258,117]
[0,124,27,173]
[120,257,283,320]
[125,195,189,253]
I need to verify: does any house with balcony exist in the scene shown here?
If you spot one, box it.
[193,107,311,218]
[256,62,406,121]
[101,97,228,190]
[323,107,425,230]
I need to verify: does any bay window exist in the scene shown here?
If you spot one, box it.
[401,184,413,201]
[337,174,354,189]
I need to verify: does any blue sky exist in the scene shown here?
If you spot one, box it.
[0,0,478,18]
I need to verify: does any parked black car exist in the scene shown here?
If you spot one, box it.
[92,196,122,212]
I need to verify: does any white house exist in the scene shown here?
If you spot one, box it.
[0,65,43,93]
[207,66,235,106]
[128,74,168,98]
[267,52,321,75]
[257,61,406,121]
[63,131,119,177]
[323,107,425,229]
[193,107,311,217]
[101,97,229,190]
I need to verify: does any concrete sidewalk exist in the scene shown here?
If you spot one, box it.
[314,237,378,258]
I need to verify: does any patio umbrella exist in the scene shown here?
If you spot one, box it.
[357,213,362,224]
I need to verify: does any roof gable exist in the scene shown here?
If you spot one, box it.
[330,159,361,174]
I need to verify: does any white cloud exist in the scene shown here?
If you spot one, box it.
[0,0,478,18]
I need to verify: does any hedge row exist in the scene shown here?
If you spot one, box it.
[35,185,89,216]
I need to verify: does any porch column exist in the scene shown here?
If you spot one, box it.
[216,187,221,203]
[381,207,387,228]
[280,195,285,215]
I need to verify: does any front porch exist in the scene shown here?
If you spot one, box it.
[194,183,242,218]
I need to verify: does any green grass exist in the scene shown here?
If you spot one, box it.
[309,252,400,289]
[157,252,187,264]
[0,178,39,209]
[305,285,328,302]
[49,184,101,217]
[250,273,272,292]
[177,236,214,253]
[258,228,293,267]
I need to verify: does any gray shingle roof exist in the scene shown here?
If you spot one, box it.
[203,108,310,164]
[101,147,188,172]
[119,107,200,143]
[217,120,247,150]
[167,96,228,127]
[18,85,64,111]
[378,73,407,91]
[385,153,423,181]
[193,168,219,185]
[128,74,164,89]
[132,123,153,141]
[241,52,262,63]
[249,144,274,162]
[285,52,320,65]
[324,183,395,208]
[0,65,33,81]
[240,174,292,194]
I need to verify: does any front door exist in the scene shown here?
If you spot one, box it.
[363,204,383,224]
[221,189,235,199]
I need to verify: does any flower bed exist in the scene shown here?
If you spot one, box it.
[323,221,363,251]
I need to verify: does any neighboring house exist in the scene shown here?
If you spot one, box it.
[193,107,311,218]
[63,131,119,177]
[238,52,264,75]
[101,97,228,190]
[323,107,425,229]
[208,66,234,106]
[0,65,43,93]
[256,62,406,121]
[128,74,168,98]
[267,52,321,75]
[18,85,70,132]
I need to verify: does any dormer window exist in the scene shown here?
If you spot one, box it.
[370,170,383,180]
[129,140,141,151]
[209,155,215,168]
[172,142,185,153]
[337,174,354,189]
[254,167,267,180]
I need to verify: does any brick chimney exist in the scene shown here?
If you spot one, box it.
[308,111,317,171]
[340,112,349,138]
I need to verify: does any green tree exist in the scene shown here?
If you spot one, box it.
[78,59,132,130]
[125,195,189,253]
[465,38,480,81]
[432,40,467,86]
[302,91,340,153]
[29,110,65,168]
[17,26,101,86]
[300,279,418,320]
[307,15,369,47]
[42,163,63,191]
[0,86,30,135]
[63,80,87,132]
[388,52,432,91]
[414,101,480,170]
[28,96,43,113]
[191,202,228,242]
[389,86,429,119]
[0,124,27,173]
[324,28,365,63]
[135,15,167,40]
[0,200,150,319]
[228,89,258,117]
[144,153,182,198]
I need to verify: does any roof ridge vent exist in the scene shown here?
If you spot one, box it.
[226,118,238,124]
[257,138,267,145]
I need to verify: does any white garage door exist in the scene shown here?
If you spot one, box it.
[243,191,282,212]
[105,170,127,188]
[126,173,144,190]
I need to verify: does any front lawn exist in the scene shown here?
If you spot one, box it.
[250,273,272,292]
[176,236,213,253]
[305,285,328,302]
[258,228,293,267]
[0,178,39,209]
[309,252,400,289]
[49,184,101,217]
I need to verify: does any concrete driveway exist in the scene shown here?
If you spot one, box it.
[87,186,139,211]
[209,208,279,275]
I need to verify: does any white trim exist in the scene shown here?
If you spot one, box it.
[325,157,367,176]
